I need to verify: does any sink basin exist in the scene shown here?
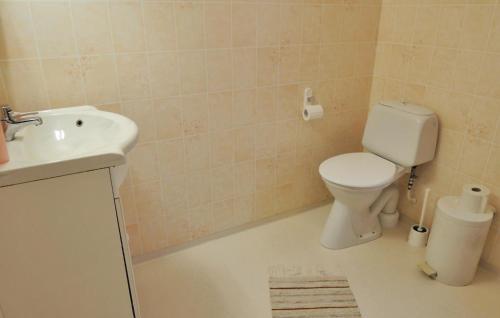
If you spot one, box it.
[0,106,138,187]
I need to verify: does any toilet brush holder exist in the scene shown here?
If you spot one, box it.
[408,225,429,247]
[408,187,431,247]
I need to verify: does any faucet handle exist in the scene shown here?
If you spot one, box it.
[1,105,13,121]
[1,106,40,121]
[1,105,12,115]
[14,111,39,119]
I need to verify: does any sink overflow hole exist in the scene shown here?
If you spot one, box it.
[76,119,83,127]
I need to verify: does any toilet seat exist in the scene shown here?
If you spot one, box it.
[319,152,397,189]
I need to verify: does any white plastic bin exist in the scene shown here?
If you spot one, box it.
[425,196,493,286]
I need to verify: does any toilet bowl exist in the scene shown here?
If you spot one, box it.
[318,101,439,249]
[319,152,407,249]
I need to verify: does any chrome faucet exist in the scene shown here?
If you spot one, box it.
[1,105,43,141]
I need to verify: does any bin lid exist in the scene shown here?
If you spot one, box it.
[437,196,493,224]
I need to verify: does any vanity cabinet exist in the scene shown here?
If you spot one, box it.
[0,168,140,318]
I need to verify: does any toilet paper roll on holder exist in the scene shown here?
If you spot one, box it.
[303,88,324,121]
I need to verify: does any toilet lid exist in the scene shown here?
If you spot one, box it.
[319,152,397,189]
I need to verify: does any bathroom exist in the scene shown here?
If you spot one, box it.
[0,0,499,317]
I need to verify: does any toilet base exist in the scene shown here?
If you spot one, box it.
[321,200,382,250]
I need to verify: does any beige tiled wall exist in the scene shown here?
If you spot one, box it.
[0,0,381,256]
[371,0,500,271]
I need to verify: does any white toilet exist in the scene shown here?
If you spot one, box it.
[319,101,438,249]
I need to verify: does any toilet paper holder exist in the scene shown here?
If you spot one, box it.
[303,88,324,121]
[304,87,314,106]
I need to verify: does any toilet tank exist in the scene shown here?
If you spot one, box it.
[362,101,438,167]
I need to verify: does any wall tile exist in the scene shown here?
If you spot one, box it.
[157,138,185,177]
[320,6,343,44]
[258,47,280,87]
[184,134,210,171]
[31,2,76,58]
[0,60,48,110]
[428,48,458,90]
[72,2,113,55]
[116,53,150,101]
[205,3,231,49]
[484,145,500,187]
[109,2,145,53]
[386,5,416,44]
[489,7,500,52]
[302,5,322,44]
[277,84,299,119]
[210,130,235,167]
[153,97,183,140]
[129,142,160,184]
[234,194,254,224]
[189,204,211,240]
[182,94,209,136]
[211,166,234,202]
[143,2,176,51]
[80,55,118,105]
[280,5,303,46]
[476,53,500,98]
[206,49,233,92]
[211,199,235,232]
[232,48,257,90]
[300,45,320,82]
[232,3,256,47]
[257,4,280,47]
[161,173,187,209]
[234,126,255,162]
[412,5,440,46]
[0,75,8,106]
[165,212,191,246]
[255,189,275,219]
[459,5,494,50]
[255,123,277,159]
[435,5,464,48]
[452,50,483,94]
[467,97,500,141]
[208,92,233,131]
[178,51,206,94]
[275,182,299,213]
[279,46,301,84]
[187,169,211,208]
[234,161,255,197]
[256,87,277,123]
[0,2,37,59]
[148,52,180,98]
[233,89,257,126]
[175,2,205,50]
[41,57,85,107]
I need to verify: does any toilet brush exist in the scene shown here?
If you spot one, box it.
[408,188,431,247]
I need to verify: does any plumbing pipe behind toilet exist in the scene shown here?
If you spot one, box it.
[371,185,400,228]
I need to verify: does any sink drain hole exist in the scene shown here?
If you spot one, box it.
[76,119,83,127]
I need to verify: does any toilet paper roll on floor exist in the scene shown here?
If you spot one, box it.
[458,184,490,214]
[303,105,324,121]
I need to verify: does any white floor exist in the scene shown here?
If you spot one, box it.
[133,204,500,318]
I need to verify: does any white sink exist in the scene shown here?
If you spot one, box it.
[0,106,138,187]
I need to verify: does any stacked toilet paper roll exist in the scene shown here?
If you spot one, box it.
[457,184,490,214]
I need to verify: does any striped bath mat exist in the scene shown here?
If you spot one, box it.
[268,266,361,318]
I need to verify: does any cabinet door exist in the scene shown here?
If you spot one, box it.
[0,169,134,318]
